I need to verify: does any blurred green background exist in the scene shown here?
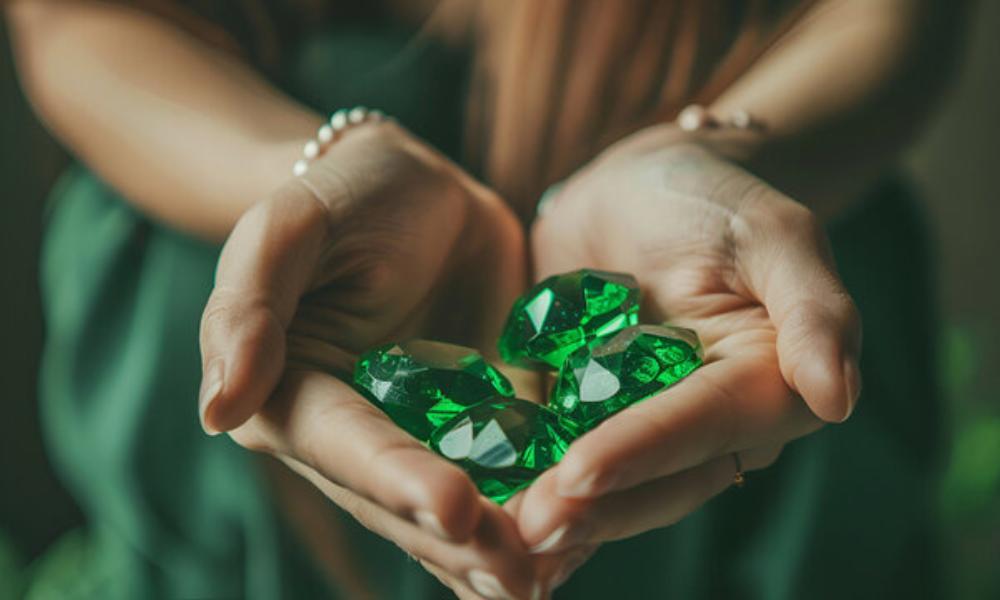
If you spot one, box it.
[1,3,997,599]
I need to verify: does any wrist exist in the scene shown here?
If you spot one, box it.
[657,105,872,220]
[252,109,325,190]
[619,115,768,170]
[254,138,315,193]
[228,117,325,230]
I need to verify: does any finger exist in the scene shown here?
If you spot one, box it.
[233,369,487,543]
[280,455,542,600]
[552,354,817,499]
[518,446,781,554]
[504,495,599,591]
[737,197,863,422]
[199,181,332,433]
[420,560,488,600]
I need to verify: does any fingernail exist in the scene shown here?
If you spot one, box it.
[199,358,224,435]
[530,524,569,554]
[414,510,450,541]
[558,471,616,499]
[467,570,514,600]
[841,357,861,422]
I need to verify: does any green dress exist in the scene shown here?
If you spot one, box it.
[36,25,943,600]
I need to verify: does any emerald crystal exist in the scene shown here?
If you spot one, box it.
[551,324,703,429]
[353,340,515,442]
[429,398,582,503]
[497,269,640,370]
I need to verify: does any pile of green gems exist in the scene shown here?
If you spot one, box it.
[352,269,704,503]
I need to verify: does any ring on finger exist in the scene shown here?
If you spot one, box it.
[732,452,745,488]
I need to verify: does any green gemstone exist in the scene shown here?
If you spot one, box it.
[429,398,582,503]
[353,340,515,442]
[497,269,640,370]
[551,324,703,429]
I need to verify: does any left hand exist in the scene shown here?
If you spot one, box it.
[509,125,862,586]
[199,122,549,599]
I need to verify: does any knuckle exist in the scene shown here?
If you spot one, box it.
[561,442,604,485]
[366,442,444,505]
[198,297,228,342]
[430,470,478,516]
[200,287,243,324]
[783,300,827,335]
[785,288,862,350]
[200,296,283,356]
[768,198,819,234]
[720,173,771,214]
[829,292,863,352]
[367,441,416,475]
[242,305,284,348]
[435,463,475,498]
[744,196,819,242]
[835,293,863,335]
[788,203,821,233]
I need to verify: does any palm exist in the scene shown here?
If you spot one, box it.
[504,143,841,572]
[285,171,526,377]
[533,165,790,440]
[202,126,548,599]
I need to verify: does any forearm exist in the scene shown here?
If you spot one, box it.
[6,0,321,240]
[701,0,965,219]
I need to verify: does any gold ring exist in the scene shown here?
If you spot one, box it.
[732,453,745,488]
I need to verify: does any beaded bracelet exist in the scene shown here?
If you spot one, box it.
[292,106,387,176]
[676,104,756,131]
[535,105,756,219]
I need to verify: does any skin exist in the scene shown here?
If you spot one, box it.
[504,1,966,585]
[198,120,554,599]
[6,0,963,598]
[512,137,851,560]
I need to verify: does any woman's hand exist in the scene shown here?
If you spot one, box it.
[511,127,862,585]
[198,121,545,599]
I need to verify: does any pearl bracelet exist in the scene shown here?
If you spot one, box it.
[676,104,756,132]
[536,105,757,220]
[292,106,387,176]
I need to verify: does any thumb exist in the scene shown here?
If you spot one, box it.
[741,199,862,423]
[199,183,331,434]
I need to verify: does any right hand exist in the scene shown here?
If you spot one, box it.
[198,121,547,599]
[513,134,860,587]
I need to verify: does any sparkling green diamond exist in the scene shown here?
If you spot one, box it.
[429,398,582,503]
[551,324,703,429]
[497,269,640,369]
[353,269,707,503]
[353,340,515,441]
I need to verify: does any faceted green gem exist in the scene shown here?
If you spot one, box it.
[497,269,640,370]
[551,324,703,429]
[353,340,515,442]
[429,398,582,503]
